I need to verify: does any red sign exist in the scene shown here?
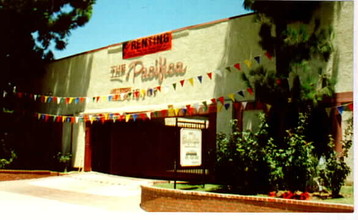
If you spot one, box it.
[123,32,172,59]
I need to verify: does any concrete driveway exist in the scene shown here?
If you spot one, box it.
[0,172,155,218]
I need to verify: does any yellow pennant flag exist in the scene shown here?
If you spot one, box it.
[244,59,252,69]
[125,114,131,122]
[266,104,271,112]
[188,78,194,86]
[217,103,223,112]
[174,108,180,116]
[228,93,236,102]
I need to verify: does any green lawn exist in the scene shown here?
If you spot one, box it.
[153,182,354,205]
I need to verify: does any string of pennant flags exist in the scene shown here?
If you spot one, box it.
[14,51,273,105]
[9,50,353,124]
[34,86,256,124]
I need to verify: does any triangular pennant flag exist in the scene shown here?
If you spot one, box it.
[146,112,152,120]
[132,114,138,122]
[96,96,100,102]
[75,116,80,123]
[44,96,49,103]
[139,113,147,120]
[225,66,231,72]
[242,102,248,109]
[125,114,131,122]
[265,51,273,60]
[37,113,41,120]
[211,98,217,104]
[244,59,252,69]
[247,88,254,95]
[202,101,208,111]
[188,78,194,86]
[266,104,272,112]
[140,89,146,98]
[70,97,75,104]
[172,83,177,90]
[197,76,203,83]
[147,88,153,96]
[228,93,236,102]
[238,90,245,97]
[34,94,38,101]
[174,108,180,116]
[161,110,168,117]
[80,97,86,103]
[234,63,241,71]
[180,80,185,87]
[217,96,225,105]
[207,72,213,79]
[325,107,331,117]
[217,103,223,112]
[108,95,113,102]
[47,96,53,103]
[337,106,344,115]
[347,103,353,111]
[254,56,261,64]
[224,103,230,110]
[215,69,223,77]
[75,97,80,104]
[156,86,161,92]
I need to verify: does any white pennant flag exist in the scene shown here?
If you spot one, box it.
[146,112,152,120]
[242,102,248,110]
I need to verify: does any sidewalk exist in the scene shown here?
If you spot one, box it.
[0,172,155,218]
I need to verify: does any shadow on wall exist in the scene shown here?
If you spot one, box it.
[39,54,94,116]
[214,14,266,134]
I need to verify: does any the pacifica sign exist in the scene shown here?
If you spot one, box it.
[110,57,187,84]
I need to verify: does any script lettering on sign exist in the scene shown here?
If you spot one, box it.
[110,57,186,84]
[123,32,172,59]
[180,128,202,167]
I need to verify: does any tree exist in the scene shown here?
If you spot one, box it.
[242,1,335,153]
[0,0,95,168]
[0,0,95,104]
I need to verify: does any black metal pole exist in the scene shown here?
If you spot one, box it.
[174,160,177,189]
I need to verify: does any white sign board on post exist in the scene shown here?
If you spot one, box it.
[180,128,202,167]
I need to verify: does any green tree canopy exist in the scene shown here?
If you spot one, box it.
[0,0,95,96]
[242,1,336,153]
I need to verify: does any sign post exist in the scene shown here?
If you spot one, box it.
[165,117,208,189]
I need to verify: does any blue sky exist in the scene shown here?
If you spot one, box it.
[53,0,251,59]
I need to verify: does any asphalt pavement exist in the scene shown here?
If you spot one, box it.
[0,171,157,219]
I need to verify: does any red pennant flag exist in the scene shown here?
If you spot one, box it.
[217,96,225,105]
[348,103,353,111]
[161,109,168,117]
[180,80,185,87]
[211,98,217,104]
[265,51,273,60]
[140,113,147,120]
[207,72,213,79]
[234,63,241,71]
[156,86,161,92]
[247,88,254,95]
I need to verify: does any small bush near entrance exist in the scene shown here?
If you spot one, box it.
[215,113,352,198]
